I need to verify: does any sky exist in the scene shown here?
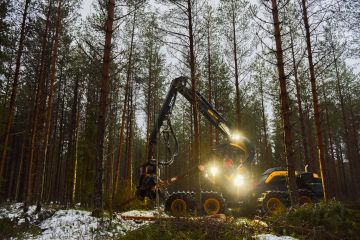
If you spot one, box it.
[79,0,94,19]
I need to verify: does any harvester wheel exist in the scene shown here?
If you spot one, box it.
[165,192,194,216]
[259,191,288,215]
[297,189,315,205]
[201,192,226,215]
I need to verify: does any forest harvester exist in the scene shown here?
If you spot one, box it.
[135,76,323,216]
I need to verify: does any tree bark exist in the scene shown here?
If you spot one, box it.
[231,0,241,129]
[187,0,201,211]
[94,0,115,214]
[301,0,328,201]
[270,0,297,205]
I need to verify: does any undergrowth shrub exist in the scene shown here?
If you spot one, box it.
[267,201,360,240]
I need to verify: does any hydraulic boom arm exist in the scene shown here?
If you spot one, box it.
[147,76,254,167]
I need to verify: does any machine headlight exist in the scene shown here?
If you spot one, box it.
[234,174,244,186]
[231,132,244,142]
[210,166,219,176]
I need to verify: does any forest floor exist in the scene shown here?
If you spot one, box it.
[0,201,359,239]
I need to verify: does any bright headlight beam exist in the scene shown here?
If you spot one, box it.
[210,166,219,176]
[231,133,244,142]
[234,174,244,186]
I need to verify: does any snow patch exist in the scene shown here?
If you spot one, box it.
[255,234,298,240]
[0,203,163,239]
[31,209,163,239]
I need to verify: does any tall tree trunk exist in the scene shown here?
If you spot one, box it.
[26,0,52,207]
[270,0,297,205]
[127,84,135,188]
[289,30,310,169]
[124,85,132,182]
[187,0,201,211]
[45,66,62,203]
[321,84,339,199]
[113,10,136,201]
[67,75,80,205]
[259,78,270,169]
[301,0,328,201]
[231,0,241,129]
[39,0,62,207]
[206,18,213,149]
[94,0,115,215]
[0,0,31,187]
[145,46,153,162]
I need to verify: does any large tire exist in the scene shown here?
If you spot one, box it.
[200,191,226,215]
[297,189,315,205]
[165,192,194,216]
[258,191,289,215]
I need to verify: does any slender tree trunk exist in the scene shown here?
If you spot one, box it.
[145,44,153,162]
[214,82,220,145]
[321,84,339,199]
[113,10,136,201]
[301,0,328,201]
[187,0,201,211]
[26,0,52,206]
[94,0,115,215]
[58,76,67,204]
[67,75,80,205]
[46,67,62,203]
[39,0,62,206]
[231,0,241,129]
[259,79,270,169]
[124,85,132,183]
[289,31,310,169]
[0,0,31,186]
[127,84,135,189]
[270,0,297,205]
[206,19,213,149]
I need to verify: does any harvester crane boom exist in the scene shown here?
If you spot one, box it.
[148,76,254,167]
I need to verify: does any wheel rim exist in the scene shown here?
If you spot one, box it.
[170,199,187,216]
[203,198,221,215]
[298,196,312,205]
[266,197,284,213]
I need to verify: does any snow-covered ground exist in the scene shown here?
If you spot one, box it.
[0,203,164,239]
[0,203,297,239]
[255,234,297,240]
